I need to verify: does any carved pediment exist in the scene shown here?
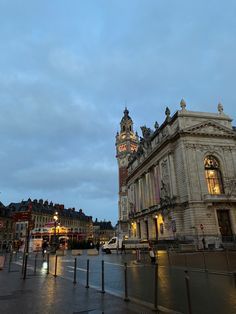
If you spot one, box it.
[182,120,236,138]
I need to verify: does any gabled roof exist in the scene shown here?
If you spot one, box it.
[181,120,236,138]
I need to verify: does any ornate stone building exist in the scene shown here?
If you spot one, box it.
[119,101,236,248]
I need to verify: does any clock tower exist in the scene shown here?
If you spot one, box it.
[116,108,139,236]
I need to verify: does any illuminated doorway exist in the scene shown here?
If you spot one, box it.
[217,210,233,242]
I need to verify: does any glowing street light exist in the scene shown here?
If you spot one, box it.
[52,211,59,253]
[155,214,159,262]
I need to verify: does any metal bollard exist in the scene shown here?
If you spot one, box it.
[101,260,105,293]
[124,262,129,301]
[202,250,207,272]
[34,253,38,275]
[54,255,58,277]
[86,259,90,288]
[153,262,159,312]
[225,249,230,272]
[73,257,77,284]
[21,252,25,275]
[136,249,141,263]
[185,270,192,314]
[23,253,28,280]
[47,253,49,275]
[167,249,171,267]
[184,254,188,268]
[8,252,13,272]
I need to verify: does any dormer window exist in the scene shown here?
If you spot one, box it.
[204,156,224,194]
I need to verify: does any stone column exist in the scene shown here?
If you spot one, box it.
[168,153,177,197]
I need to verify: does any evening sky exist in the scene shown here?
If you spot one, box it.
[0,0,235,225]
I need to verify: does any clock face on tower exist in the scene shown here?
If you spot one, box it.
[130,143,137,152]
[118,144,127,152]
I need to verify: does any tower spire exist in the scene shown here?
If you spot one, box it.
[120,107,133,133]
[116,108,139,237]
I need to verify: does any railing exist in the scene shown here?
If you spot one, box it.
[3,249,236,314]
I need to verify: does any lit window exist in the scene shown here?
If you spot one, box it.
[204,156,224,194]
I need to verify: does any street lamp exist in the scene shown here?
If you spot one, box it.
[52,211,58,253]
[155,215,159,242]
[155,215,159,262]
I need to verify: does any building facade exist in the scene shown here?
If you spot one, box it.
[93,219,115,243]
[0,203,14,250]
[115,108,139,237]
[8,199,93,242]
[119,101,236,248]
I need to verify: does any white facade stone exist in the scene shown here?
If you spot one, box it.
[122,102,236,247]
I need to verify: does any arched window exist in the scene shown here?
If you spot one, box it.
[204,156,224,194]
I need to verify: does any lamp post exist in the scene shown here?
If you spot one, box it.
[155,215,159,262]
[52,211,58,253]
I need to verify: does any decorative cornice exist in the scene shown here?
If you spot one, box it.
[181,120,236,138]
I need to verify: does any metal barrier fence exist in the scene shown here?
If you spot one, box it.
[4,249,236,314]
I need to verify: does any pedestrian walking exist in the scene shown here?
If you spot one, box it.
[202,238,206,250]
[96,241,100,253]
[42,240,48,259]
[121,241,126,254]
[149,247,156,264]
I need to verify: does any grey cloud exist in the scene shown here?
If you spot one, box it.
[0,1,235,225]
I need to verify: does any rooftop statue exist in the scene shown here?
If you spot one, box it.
[180,98,186,110]
[217,102,224,114]
[140,125,152,139]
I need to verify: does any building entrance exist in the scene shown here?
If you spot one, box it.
[217,210,233,242]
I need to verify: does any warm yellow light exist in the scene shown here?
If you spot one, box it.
[53,211,59,221]
[213,185,220,194]
[157,215,163,224]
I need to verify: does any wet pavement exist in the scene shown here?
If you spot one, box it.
[0,253,158,314]
[1,250,236,314]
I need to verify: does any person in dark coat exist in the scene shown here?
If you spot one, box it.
[121,241,126,254]
[202,238,206,250]
[42,240,48,258]
[96,241,100,253]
